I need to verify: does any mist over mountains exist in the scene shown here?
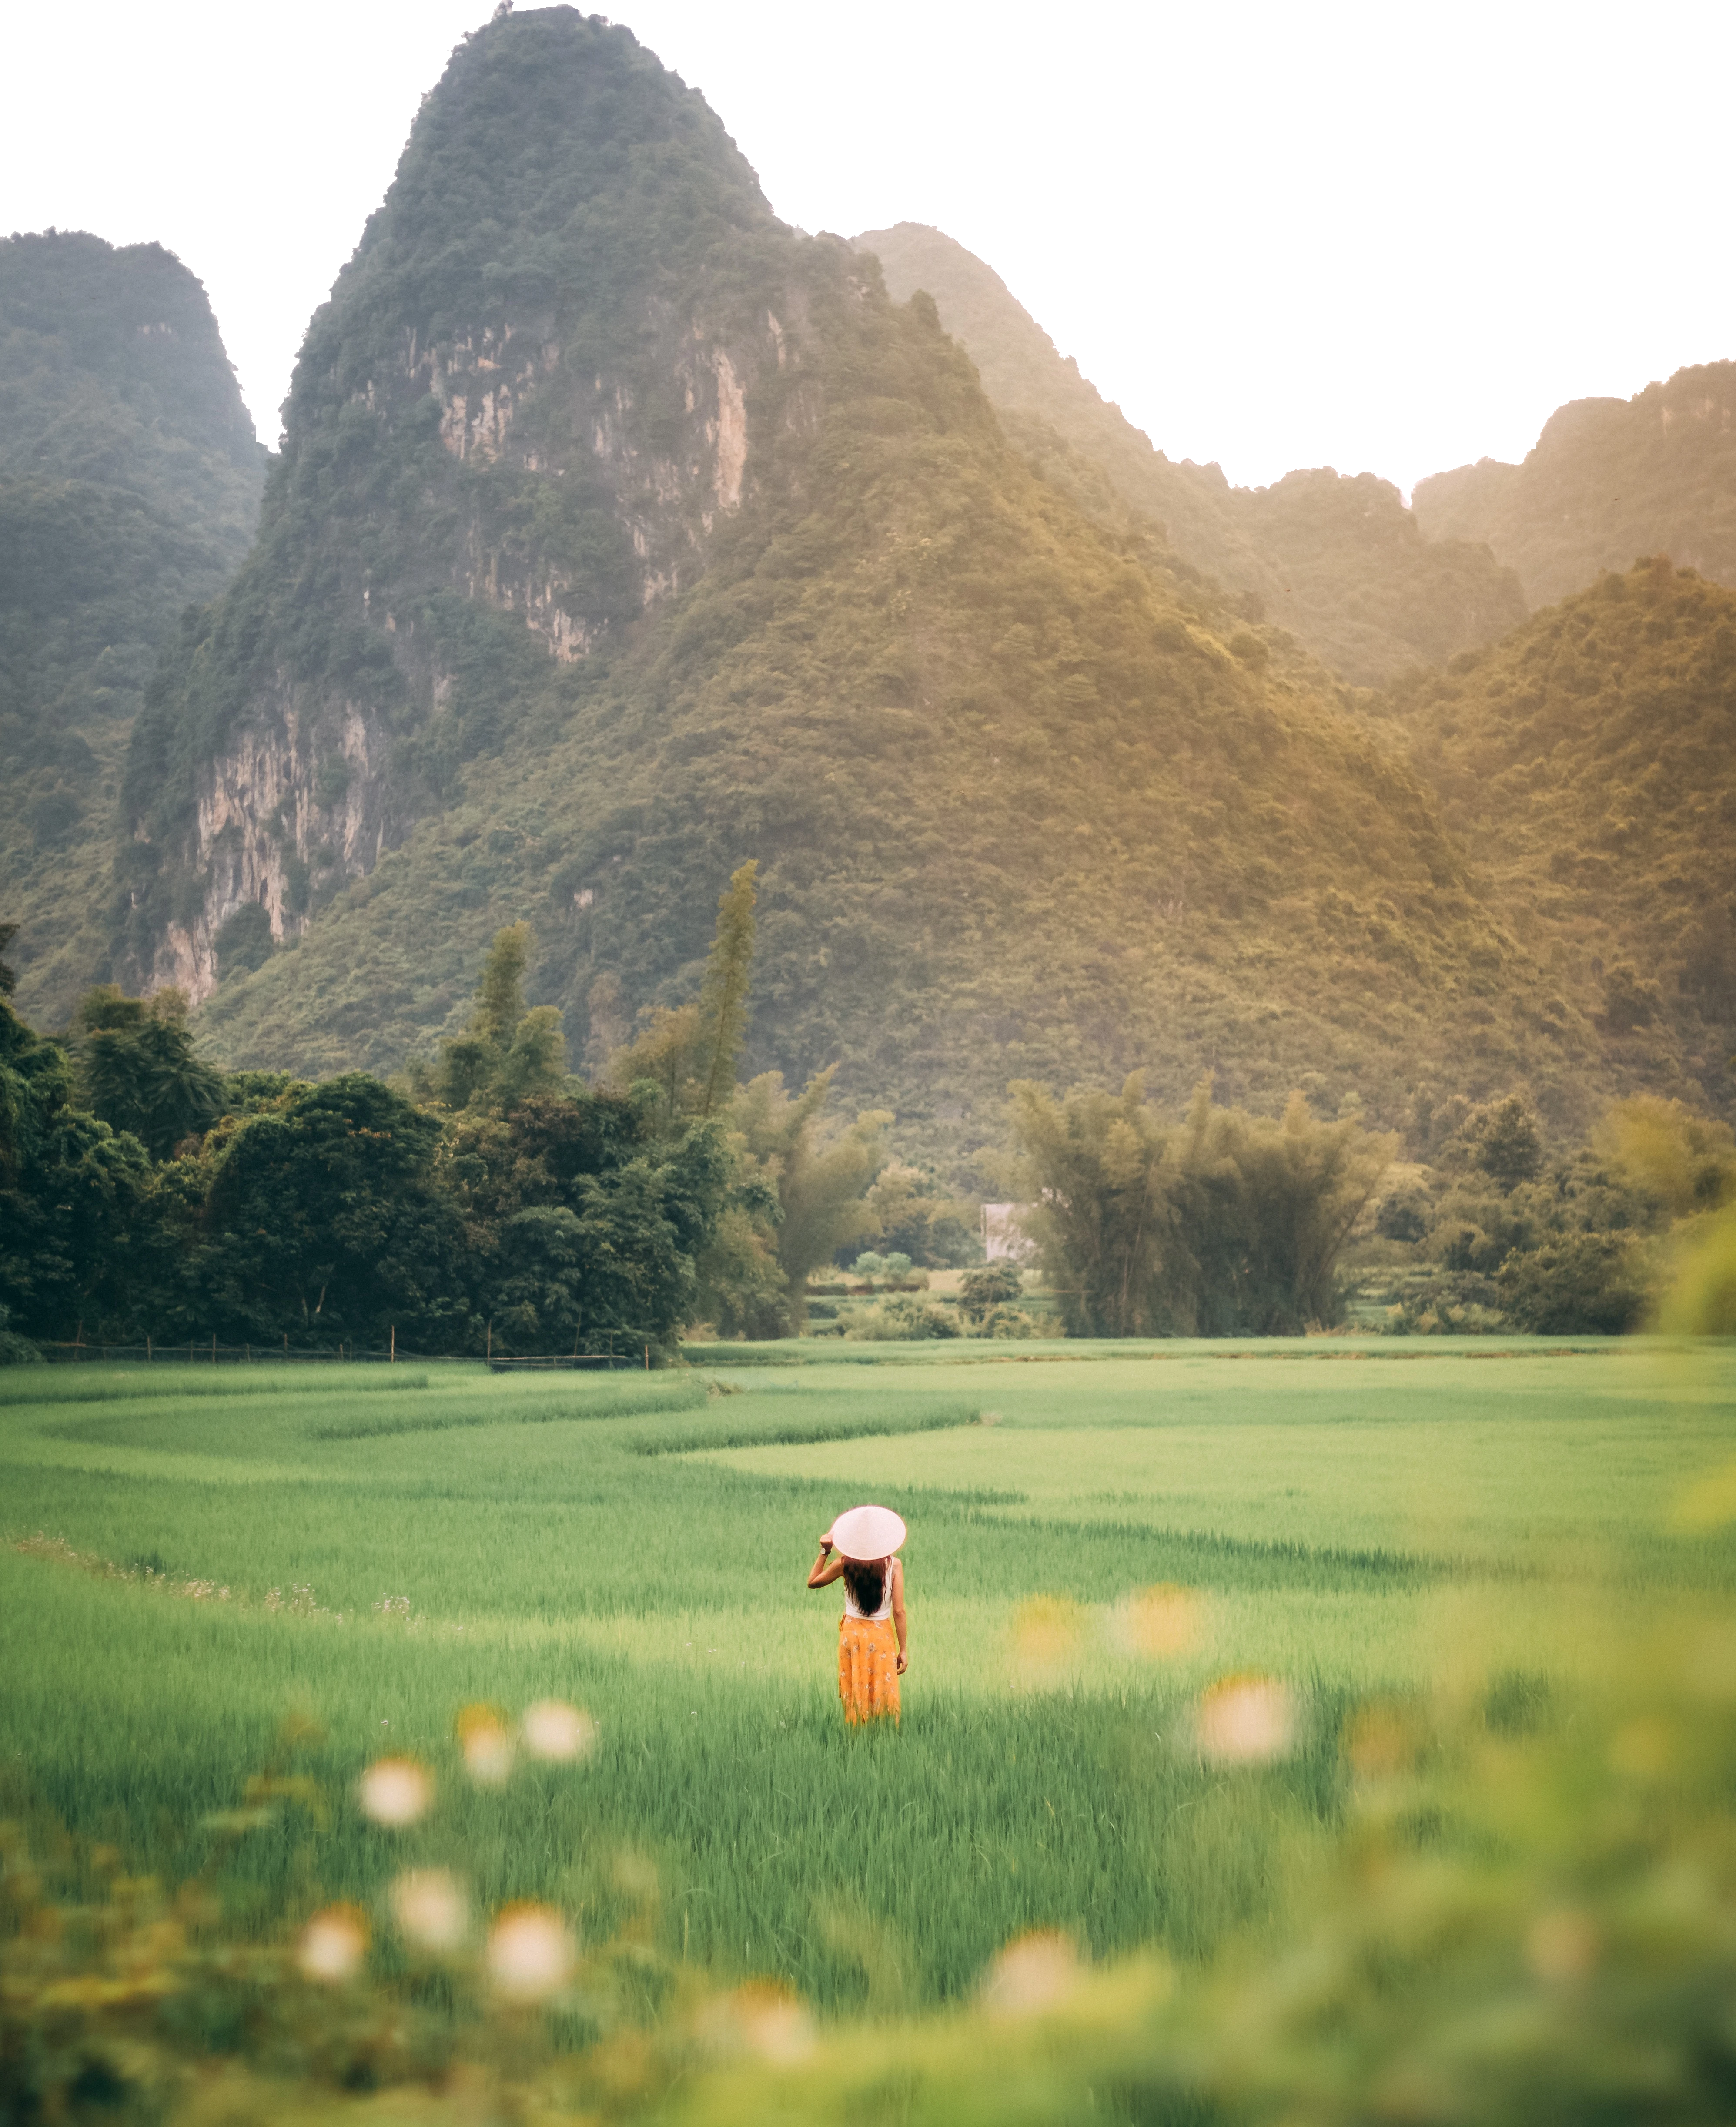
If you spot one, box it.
[853,222,1529,690]
[5,4,1733,1160]
[0,231,263,1023]
[1414,362,1736,607]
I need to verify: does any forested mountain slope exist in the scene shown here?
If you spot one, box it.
[1413,364,1736,608]
[1384,556,1736,1120]
[119,7,1612,1162]
[853,222,1526,688]
[0,231,264,1026]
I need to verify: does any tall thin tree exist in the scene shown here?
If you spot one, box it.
[696,861,757,1117]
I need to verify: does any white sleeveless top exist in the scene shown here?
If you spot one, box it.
[841,1556,897,1622]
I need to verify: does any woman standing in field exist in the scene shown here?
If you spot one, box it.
[807,1504,908,1726]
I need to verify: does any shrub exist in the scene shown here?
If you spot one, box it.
[842,1296,959,1340]
[1497,1232,1649,1334]
[959,1262,1024,1322]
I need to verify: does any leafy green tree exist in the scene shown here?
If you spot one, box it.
[486,1124,732,1356]
[1009,1075,1391,1336]
[695,860,756,1117]
[74,985,224,1160]
[1595,1094,1736,1219]
[1497,1233,1649,1334]
[1466,1095,1544,1194]
[959,1262,1024,1323]
[843,1295,959,1340]
[0,922,16,997]
[733,1069,888,1322]
[431,924,569,1112]
[194,1075,457,1343]
[0,995,157,1341]
[859,1161,979,1267]
[434,1088,731,1354]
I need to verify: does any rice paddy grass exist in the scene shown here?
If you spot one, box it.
[2,1338,1731,2010]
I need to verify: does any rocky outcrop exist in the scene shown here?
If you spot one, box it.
[120,8,816,1004]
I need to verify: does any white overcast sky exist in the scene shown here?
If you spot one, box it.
[4,0,1732,497]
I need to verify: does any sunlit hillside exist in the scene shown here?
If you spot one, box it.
[854,221,1527,687]
[103,7,1596,1162]
[1384,555,1736,1121]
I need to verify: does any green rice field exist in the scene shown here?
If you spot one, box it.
[3,1338,1733,2014]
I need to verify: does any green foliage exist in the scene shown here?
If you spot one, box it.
[1466,1093,1544,1192]
[1010,1074,1393,1336]
[1414,361,1736,606]
[695,860,757,1118]
[435,1094,732,1357]
[0,937,730,1355]
[0,1302,39,1364]
[1496,1229,1649,1333]
[858,1162,979,1267]
[1387,557,1736,1123]
[74,984,224,1160]
[842,1294,958,1339]
[181,1075,454,1342]
[0,997,155,1340]
[0,231,264,1028]
[734,1071,887,1310]
[958,1260,1024,1323]
[425,922,570,1114]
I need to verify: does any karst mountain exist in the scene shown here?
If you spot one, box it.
[0,231,264,1024]
[3,3,1729,1157]
[1413,363,1736,607]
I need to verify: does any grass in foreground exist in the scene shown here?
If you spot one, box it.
[2,1337,1733,2120]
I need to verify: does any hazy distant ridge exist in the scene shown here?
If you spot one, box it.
[1413,362,1736,607]
[853,222,1526,687]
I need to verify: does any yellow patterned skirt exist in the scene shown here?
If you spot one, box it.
[838,1615,901,1726]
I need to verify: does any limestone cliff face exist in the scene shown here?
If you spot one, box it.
[120,6,814,1001]
[136,297,798,1000]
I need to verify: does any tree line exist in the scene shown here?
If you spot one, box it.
[11,878,1725,1361]
[0,876,973,1359]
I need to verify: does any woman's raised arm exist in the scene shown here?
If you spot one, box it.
[891,1557,909,1673]
[807,1530,846,1589]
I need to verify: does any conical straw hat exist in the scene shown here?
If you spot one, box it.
[830,1504,906,1561]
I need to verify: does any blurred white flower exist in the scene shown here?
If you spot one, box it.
[981,1932,1080,2017]
[1194,1674,1296,1764]
[486,1903,575,2002]
[390,1868,468,1954]
[297,1905,367,1983]
[456,1703,516,1786]
[357,1755,432,1826]
[522,1699,599,1762]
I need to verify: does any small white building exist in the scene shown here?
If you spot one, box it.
[980,1203,1037,1263]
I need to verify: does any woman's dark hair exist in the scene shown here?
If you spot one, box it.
[842,1558,885,1615]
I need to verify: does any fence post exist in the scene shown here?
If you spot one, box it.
[146,1334,152,1362]
[284,1333,289,1359]
[390,1325,395,1363]
[644,1344,649,1371]
[211,1333,217,1364]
